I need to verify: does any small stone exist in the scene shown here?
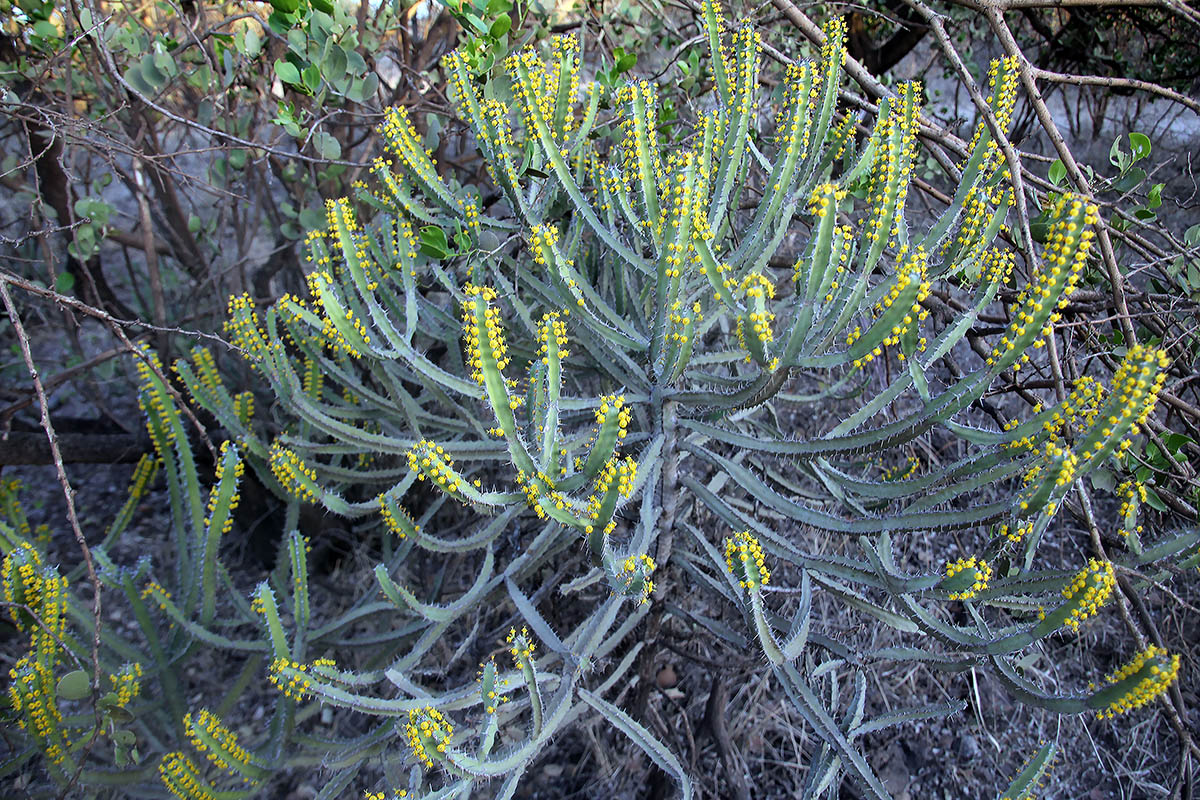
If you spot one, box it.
[656,664,677,689]
[955,734,980,760]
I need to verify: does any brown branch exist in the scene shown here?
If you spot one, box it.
[984,7,1139,346]
[0,278,104,798]
[1030,65,1200,115]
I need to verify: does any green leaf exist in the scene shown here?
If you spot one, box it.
[274,59,301,85]
[1128,131,1151,162]
[271,0,300,13]
[56,670,91,701]
[324,44,349,83]
[1109,136,1125,168]
[33,20,59,40]
[489,13,511,39]
[348,73,379,104]
[463,11,490,33]
[302,64,323,93]
[1143,485,1168,513]
[313,131,342,160]
[54,272,75,294]
[1148,182,1163,209]
[138,55,168,91]
[152,50,177,78]
[1185,223,1200,247]
[299,206,327,230]
[1112,167,1145,194]
[419,225,451,259]
[1048,159,1065,186]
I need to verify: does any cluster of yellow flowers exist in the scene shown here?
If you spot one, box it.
[506,626,538,668]
[881,456,920,482]
[111,662,144,707]
[190,344,224,394]
[183,709,254,777]
[986,196,1095,371]
[666,300,703,346]
[943,556,992,601]
[0,478,33,540]
[735,273,778,365]
[304,269,370,358]
[481,97,523,192]
[269,441,319,504]
[5,544,72,766]
[1094,645,1180,719]
[378,492,419,539]
[477,658,511,715]
[614,80,663,213]
[850,246,930,370]
[379,106,443,189]
[819,224,855,305]
[159,752,215,800]
[407,440,473,500]
[724,530,771,591]
[584,456,638,536]
[222,293,271,366]
[404,706,454,769]
[537,311,569,365]
[204,441,244,537]
[863,82,921,250]
[1116,480,1147,538]
[595,394,631,442]
[1040,559,1115,633]
[1096,344,1170,454]
[141,580,173,611]
[657,149,707,260]
[616,554,657,604]
[232,389,254,426]
[775,60,816,158]
[462,284,512,387]
[135,347,181,456]
[267,657,336,702]
[515,467,572,519]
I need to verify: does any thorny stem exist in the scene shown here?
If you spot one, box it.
[0,279,103,800]
[634,394,680,717]
[983,7,1138,346]
[1075,485,1195,793]
[908,2,1039,261]
[656,400,681,575]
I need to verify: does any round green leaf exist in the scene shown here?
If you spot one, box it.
[313,131,342,160]
[274,59,301,85]
[56,670,91,701]
[1048,159,1065,187]
[1128,132,1151,162]
[489,13,511,39]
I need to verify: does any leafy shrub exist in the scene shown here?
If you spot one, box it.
[3,2,1196,797]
